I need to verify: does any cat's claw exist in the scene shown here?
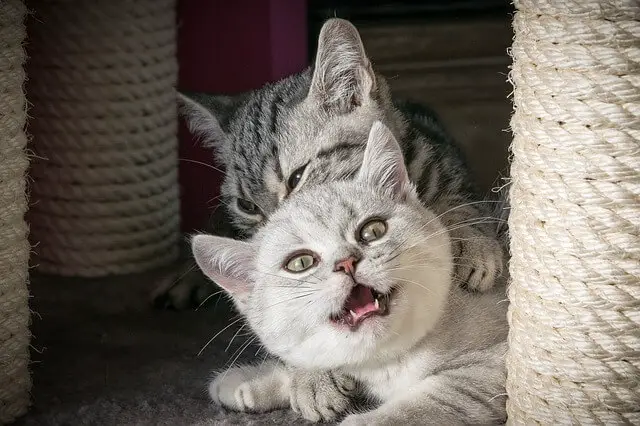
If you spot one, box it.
[290,370,357,422]
[455,230,505,292]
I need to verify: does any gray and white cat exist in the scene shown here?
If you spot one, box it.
[193,122,509,425]
[154,18,505,310]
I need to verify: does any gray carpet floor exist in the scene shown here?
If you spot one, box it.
[17,266,317,425]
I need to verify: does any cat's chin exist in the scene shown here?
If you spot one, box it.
[329,284,397,331]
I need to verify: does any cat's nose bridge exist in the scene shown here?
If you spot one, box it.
[334,254,361,276]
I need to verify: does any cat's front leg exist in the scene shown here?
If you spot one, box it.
[289,368,358,422]
[341,360,506,426]
[209,360,290,413]
[433,196,506,292]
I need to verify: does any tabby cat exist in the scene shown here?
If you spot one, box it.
[154,18,504,309]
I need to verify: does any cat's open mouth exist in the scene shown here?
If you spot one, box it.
[331,284,393,329]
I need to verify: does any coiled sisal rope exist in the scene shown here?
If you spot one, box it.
[506,0,639,424]
[0,0,32,422]
[27,0,180,276]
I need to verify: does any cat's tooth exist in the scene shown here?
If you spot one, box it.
[349,309,356,318]
[374,298,380,310]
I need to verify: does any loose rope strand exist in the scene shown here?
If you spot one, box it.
[0,0,32,422]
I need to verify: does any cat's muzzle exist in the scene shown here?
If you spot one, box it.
[330,284,396,330]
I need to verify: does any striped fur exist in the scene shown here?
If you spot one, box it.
[155,19,505,309]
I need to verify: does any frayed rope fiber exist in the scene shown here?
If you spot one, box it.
[506,0,639,424]
[0,0,32,422]
[26,0,181,277]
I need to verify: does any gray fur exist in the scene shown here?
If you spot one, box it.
[192,122,508,425]
[155,18,505,309]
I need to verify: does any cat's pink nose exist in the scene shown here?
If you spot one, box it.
[334,255,359,276]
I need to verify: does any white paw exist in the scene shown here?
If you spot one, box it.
[208,369,263,412]
[209,364,289,413]
[290,370,357,422]
[455,230,505,292]
[209,368,255,411]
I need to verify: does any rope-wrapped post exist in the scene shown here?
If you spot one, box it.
[0,0,32,422]
[26,0,180,277]
[507,0,639,424]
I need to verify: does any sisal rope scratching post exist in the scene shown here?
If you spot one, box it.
[0,0,32,422]
[26,0,180,276]
[507,0,639,424]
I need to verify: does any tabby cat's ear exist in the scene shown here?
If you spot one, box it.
[309,18,376,114]
[177,91,236,154]
[191,234,254,311]
[359,121,410,200]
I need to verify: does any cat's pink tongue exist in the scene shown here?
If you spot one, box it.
[344,285,377,318]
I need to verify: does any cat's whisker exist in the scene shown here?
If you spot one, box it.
[222,336,258,379]
[258,350,270,371]
[157,262,199,297]
[207,193,226,205]
[419,200,505,233]
[269,285,315,291]
[393,277,433,293]
[389,202,505,252]
[421,218,507,245]
[196,289,227,310]
[388,215,506,259]
[179,158,226,175]
[260,292,318,311]
[198,316,246,357]
[225,324,247,353]
[225,335,257,365]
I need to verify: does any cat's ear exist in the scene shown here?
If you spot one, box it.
[309,18,376,114]
[191,234,254,309]
[358,121,410,200]
[177,91,236,153]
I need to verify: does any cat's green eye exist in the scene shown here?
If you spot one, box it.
[284,252,317,273]
[359,219,387,243]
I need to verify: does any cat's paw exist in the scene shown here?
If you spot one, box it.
[290,370,357,422]
[455,229,505,292]
[210,370,261,412]
[151,261,215,310]
[209,365,288,413]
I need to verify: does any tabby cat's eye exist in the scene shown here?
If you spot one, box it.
[287,164,307,190]
[358,219,387,243]
[284,252,317,273]
[236,198,260,215]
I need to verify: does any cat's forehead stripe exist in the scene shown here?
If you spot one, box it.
[316,141,364,159]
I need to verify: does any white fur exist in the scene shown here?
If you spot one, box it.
[193,121,508,424]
